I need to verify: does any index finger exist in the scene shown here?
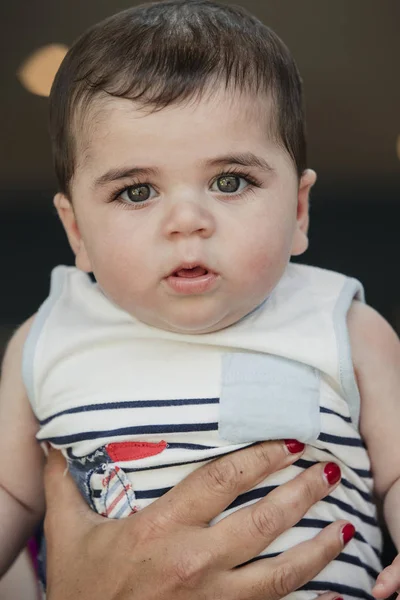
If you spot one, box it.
[145,440,305,526]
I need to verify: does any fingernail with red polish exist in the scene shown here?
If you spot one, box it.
[341,523,356,545]
[284,439,305,454]
[323,462,341,485]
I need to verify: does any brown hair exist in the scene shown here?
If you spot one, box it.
[49,0,307,196]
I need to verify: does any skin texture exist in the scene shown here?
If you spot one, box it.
[44,442,351,600]
[55,89,316,334]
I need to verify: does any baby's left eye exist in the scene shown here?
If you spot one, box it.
[120,183,156,204]
[211,175,248,194]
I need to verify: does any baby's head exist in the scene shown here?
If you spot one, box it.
[50,0,316,334]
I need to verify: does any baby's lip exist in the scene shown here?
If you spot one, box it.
[167,262,216,277]
[164,263,220,295]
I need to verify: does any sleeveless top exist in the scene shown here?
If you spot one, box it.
[23,263,382,600]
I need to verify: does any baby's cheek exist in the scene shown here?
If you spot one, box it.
[235,244,289,306]
[244,237,287,277]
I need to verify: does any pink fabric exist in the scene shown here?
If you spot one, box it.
[27,537,39,573]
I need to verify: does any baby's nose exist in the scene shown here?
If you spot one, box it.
[162,199,215,239]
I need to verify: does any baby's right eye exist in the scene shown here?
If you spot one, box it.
[120,184,156,204]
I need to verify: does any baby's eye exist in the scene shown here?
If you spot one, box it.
[120,184,156,204]
[211,174,248,194]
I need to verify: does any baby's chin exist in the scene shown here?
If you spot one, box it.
[142,314,230,336]
[134,304,256,335]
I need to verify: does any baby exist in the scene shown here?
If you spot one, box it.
[1,1,399,598]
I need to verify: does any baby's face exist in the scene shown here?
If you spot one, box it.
[60,88,314,334]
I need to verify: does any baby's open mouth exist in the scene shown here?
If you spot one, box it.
[165,264,218,294]
[173,266,209,278]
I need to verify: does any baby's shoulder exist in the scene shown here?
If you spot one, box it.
[347,301,399,375]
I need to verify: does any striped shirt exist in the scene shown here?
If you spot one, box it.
[24,264,382,599]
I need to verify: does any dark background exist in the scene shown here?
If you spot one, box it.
[1,0,399,566]
[1,0,399,341]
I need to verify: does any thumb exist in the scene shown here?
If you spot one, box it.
[44,448,101,538]
[44,448,83,510]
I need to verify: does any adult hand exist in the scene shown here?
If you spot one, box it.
[44,441,351,600]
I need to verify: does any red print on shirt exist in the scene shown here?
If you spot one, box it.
[106,440,168,462]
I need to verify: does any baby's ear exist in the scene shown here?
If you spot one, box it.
[291,169,317,256]
[53,193,92,272]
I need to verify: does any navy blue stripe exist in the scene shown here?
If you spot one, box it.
[123,446,251,472]
[323,495,378,527]
[300,449,372,479]
[294,518,381,558]
[245,551,379,580]
[65,446,374,504]
[341,477,373,503]
[164,442,219,450]
[296,459,373,496]
[232,512,380,557]
[135,483,379,533]
[301,581,374,600]
[319,406,352,422]
[39,398,219,426]
[42,399,350,428]
[244,551,280,563]
[135,486,171,499]
[297,452,373,495]
[334,552,380,579]
[351,468,372,478]
[296,457,372,482]
[134,485,268,502]
[46,423,218,445]
[120,453,373,504]
[227,485,276,511]
[225,485,379,529]
[318,431,367,449]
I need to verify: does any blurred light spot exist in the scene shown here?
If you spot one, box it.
[397,134,400,162]
[18,44,68,97]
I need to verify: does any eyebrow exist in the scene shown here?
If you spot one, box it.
[203,152,274,172]
[93,166,159,188]
[93,152,273,188]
